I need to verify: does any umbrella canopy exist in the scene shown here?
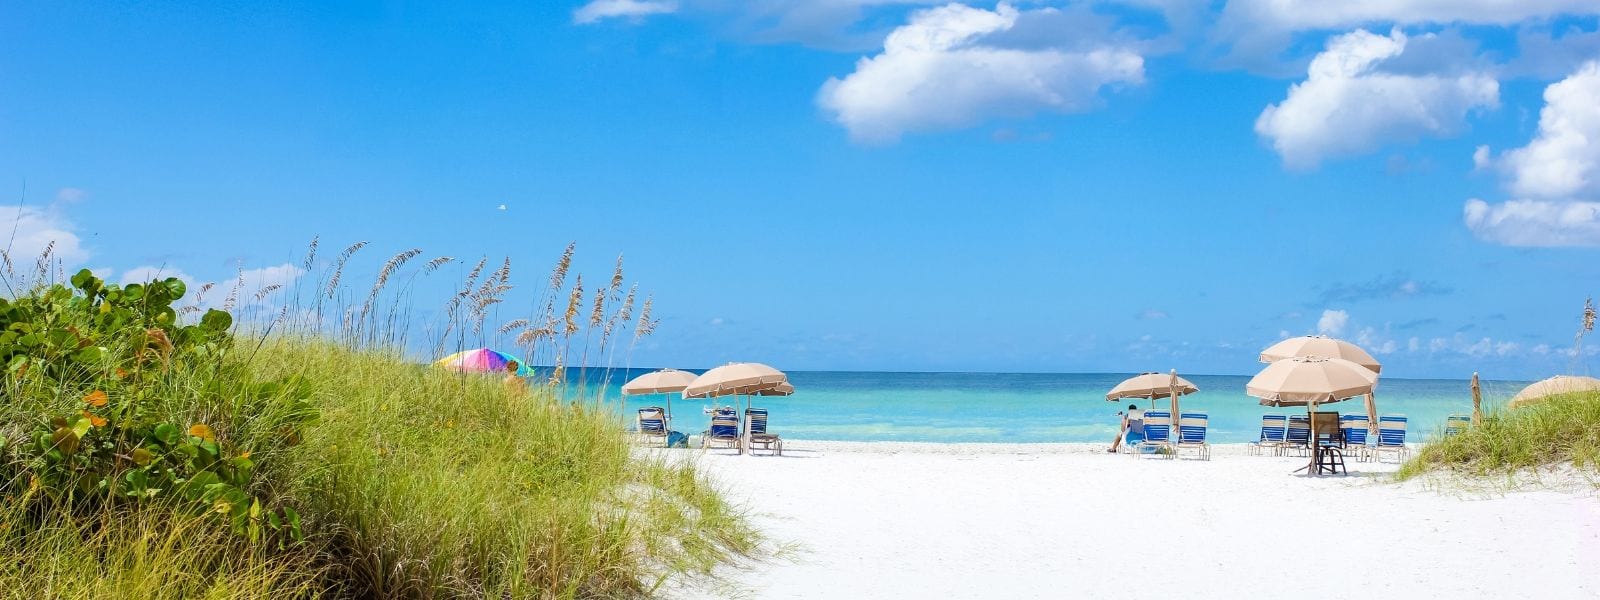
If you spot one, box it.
[622,369,698,395]
[682,362,788,399]
[1246,356,1378,407]
[1106,372,1199,401]
[1259,335,1382,374]
[747,382,795,396]
[435,348,530,376]
[1508,375,1600,409]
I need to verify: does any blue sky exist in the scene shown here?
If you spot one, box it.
[3,1,1600,379]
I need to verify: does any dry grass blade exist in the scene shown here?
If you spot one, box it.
[303,236,320,271]
[550,242,575,291]
[422,256,454,274]
[326,241,370,299]
[589,287,605,328]
[34,240,55,279]
[253,284,283,303]
[564,275,583,336]
[498,318,530,335]
[223,267,244,312]
[608,254,624,298]
[635,294,656,337]
[363,248,422,320]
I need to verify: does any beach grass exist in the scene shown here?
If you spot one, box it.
[1397,391,1600,481]
[0,240,757,598]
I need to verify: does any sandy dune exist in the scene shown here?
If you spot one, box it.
[664,442,1599,599]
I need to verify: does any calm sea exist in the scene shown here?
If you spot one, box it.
[569,369,1527,444]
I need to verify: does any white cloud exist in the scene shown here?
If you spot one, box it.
[121,262,303,308]
[817,2,1144,143]
[1465,62,1600,246]
[1220,0,1600,32]
[1407,337,1420,352]
[1254,29,1498,168]
[1136,308,1168,320]
[1317,309,1348,336]
[1463,198,1600,246]
[1472,145,1491,170]
[1501,61,1600,200]
[573,0,677,24]
[0,205,90,271]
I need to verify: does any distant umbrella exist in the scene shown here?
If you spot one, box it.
[1259,335,1382,374]
[683,363,791,455]
[1508,375,1600,409]
[435,348,530,376]
[622,368,699,421]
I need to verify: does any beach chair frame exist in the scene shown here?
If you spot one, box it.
[1248,414,1288,456]
[1283,415,1312,457]
[1339,414,1371,462]
[744,408,783,456]
[1136,410,1174,459]
[1444,414,1470,438]
[701,407,742,451]
[1371,414,1409,463]
[1175,412,1210,461]
[636,406,670,447]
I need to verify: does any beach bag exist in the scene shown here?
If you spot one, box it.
[667,431,689,448]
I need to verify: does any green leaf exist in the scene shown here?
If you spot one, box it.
[70,416,92,439]
[72,346,105,364]
[152,423,181,446]
[163,278,186,300]
[199,309,232,332]
[284,506,302,542]
[124,283,144,301]
[70,269,95,291]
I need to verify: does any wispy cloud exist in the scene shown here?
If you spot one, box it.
[573,0,678,25]
[1135,308,1168,320]
[1312,272,1450,305]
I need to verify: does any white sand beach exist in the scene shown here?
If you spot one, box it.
[665,442,1600,599]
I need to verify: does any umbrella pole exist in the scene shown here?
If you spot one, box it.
[1364,392,1378,440]
[1168,370,1179,438]
[1471,372,1482,426]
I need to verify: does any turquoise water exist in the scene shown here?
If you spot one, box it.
[584,370,1527,444]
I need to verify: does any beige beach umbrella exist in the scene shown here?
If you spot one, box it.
[683,363,790,454]
[1508,375,1600,409]
[1259,335,1382,374]
[622,368,698,422]
[1247,356,1377,406]
[1106,370,1199,423]
[1247,356,1378,475]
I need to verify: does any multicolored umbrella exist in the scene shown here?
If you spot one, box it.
[435,348,531,376]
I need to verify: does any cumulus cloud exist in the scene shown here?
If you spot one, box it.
[1254,29,1498,168]
[573,0,678,24]
[0,205,90,270]
[1463,198,1600,246]
[1317,309,1348,336]
[1465,62,1600,247]
[1501,61,1600,200]
[817,2,1144,143]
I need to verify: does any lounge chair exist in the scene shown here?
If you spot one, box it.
[1445,414,1470,437]
[1136,410,1174,458]
[1339,414,1371,462]
[744,408,783,456]
[1175,412,1210,460]
[1371,414,1409,463]
[636,407,669,447]
[1248,414,1288,456]
[701,407,741,451]
[1283,415,1311,457]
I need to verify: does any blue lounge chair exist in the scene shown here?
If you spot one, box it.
[701,407,741,451]
[636,407,669,447]
[745,408,783,456]
[1284,415,1311,457]
[1136,410,1173,458]
[1340,414,1371,462]
[1372,414,1409,462]
[1248,414,1288,456]
[1445,414,1470,437]
[1175,412,1210,460]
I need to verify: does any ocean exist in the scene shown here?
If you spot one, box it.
[579,369,1528,444]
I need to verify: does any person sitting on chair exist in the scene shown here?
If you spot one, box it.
[1108,404,1144,453]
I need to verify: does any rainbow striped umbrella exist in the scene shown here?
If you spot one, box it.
[435,348,531,376]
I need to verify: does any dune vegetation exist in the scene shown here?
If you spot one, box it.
[1397,391,1600,481]
[0,241,758,598]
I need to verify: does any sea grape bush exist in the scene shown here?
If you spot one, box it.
[0,269,305,544]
